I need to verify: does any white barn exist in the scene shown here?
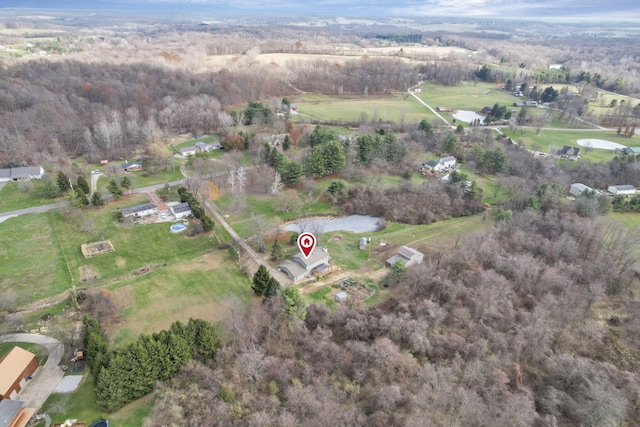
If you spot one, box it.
[608,185,636,196]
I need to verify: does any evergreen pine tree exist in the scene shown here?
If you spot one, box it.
[283,135,291,150]
[91,191,105,207]
[264,277,280,299]
[107,179,123,199]
[77,175,90,194]
[43,178,61,198]
[252,265,271,295]
[57,171,71,192]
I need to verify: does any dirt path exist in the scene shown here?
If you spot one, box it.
[408,87,452,127]
[0,333,65,411]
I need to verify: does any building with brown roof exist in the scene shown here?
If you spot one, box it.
[0,400,36,427]
[0,347,38,401]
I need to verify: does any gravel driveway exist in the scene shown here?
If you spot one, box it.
[0,333,65,410]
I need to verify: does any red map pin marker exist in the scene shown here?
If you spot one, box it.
[297,232,316,259]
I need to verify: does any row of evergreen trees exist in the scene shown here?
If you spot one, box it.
[83,316,220,412]
[177,186,214,231]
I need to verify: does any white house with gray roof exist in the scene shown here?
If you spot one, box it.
[122,203,158,219]
[386,246,424,267]
[279,248,331,282]
[0,166,45,182]
[170,202,192,220]
[608,185,637,196]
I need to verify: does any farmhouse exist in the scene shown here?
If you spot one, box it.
[0,166,45,183]
[0,346,38,400]
[179,146,199,157]
[558,146,581,161]
[0,400,36,427]
[421,156,457,173]
[195,141,221,152]
[279,248,331,282]
[608,185,637,196]
[121,161,142,172]
[262,133,290,147]
[386,246,424,268]
[570,183,594,197]
[481,106,493,115]
[617,147,640,155]
[122,203,158,219]
[170,202,191,220]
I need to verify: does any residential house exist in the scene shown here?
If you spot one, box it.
[179,146,199,157]
[481,106,493,115]
[570,183,593,197]
[421,156,457,173]
[436,106,452,112]
[262,133,290,147]
[121,161,142,173]
[558,146,581,161]
[385,246,424,268]
[279,248,331,282]
[608,185,637,196]
[0,166,45,183]
[122,203,158,219]
[170,202,191,220]
[195,141,221,152]
[0,400,36,427]
[0,346,39,400]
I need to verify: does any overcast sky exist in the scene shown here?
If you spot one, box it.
[2,0,639,20]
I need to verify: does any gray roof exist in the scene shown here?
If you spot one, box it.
[171,202,191,214]
[611,185,636,191]
[0,400,23,427]
[397,246,423,259]
[571,183,589,191]
[280,259,307,279]
[10,166,43,179]
[440,156,456,163]
[293,248,330,268]
[122,203,157,216]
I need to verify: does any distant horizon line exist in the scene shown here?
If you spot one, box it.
[0,6,639,25]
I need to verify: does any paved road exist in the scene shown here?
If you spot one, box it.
[0,333,65,410]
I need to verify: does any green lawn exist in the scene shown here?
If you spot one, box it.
[0,342,49,366]
[502,128,630,163]
[41,374,152,427]
[111,251,252,347]
[0,180,61,213]
[417,81,520,113]
[289,92,437,125]
[0,195,230,305]
[306,286,336,309]
[96,166,183,193]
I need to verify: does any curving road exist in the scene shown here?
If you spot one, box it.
[0,333,65,410]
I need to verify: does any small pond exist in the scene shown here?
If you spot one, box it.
[283,215,382,234]
[452,110,486,123]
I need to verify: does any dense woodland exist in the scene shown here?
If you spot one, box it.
[141,209,640,426]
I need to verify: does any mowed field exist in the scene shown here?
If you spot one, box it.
[417,81,521,113]
[111,251,252,346]
[0,194,229,305]
[291,93,438,124]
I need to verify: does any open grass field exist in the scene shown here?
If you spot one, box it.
[41,374,152,427]
[0,213,70,303]
[0,180,60,213]
[290,92,438,125]
[502,128,633,162]
[111,251,252,346]
[0,342,49,366]
[417,81,520,114]
[95,167,183,193]
[0,195,230,305]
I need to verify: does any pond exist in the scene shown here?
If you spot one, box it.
[283,215,383,234]
[452,110,486,123]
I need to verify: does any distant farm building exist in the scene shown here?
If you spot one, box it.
[335,291,348,303]
[0,346,39,400]
[569,183,594,197]
[386,246,424,268]
[0,166,45,183]
[608,185,637,196]
[122,203,158,219]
